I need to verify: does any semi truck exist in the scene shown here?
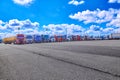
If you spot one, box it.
[33,35,42,43]
[42,35,50,42]
[54,35,63,42]
[3,34,25,44]
[25,35,33,44]
[109,33,120,39]
[0,38,2,43]
[50,36,56,42]
[3,36,16,44]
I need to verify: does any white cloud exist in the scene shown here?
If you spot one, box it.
[102,27,114,34]
[106,10,120,27]
[68,0,85,6]
[13,0,34,6]
[69,8,119,25]
[108,0,120,3]
[6,19,39,30]
[114,28,120,33]
[0,19,40,37]
[85,25,103,36]
[0,20,5,25]
[43,24,84,36]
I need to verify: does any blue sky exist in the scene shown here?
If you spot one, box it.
[0,0,120,37]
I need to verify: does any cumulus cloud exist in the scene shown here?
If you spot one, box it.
[69,8,119,24]
[0,20,5,25]
[106,10,120,27]
[68,0,85,6]
[13,0,34,6]
[114,28,120,33]
[0,19,119,38]
[85,25,103,36]
[108,0,120,3]
[102,27,114,35]
[0,19,40,38]
[43,24,84,36]
[6,19,39,30]
[84,25,119,36]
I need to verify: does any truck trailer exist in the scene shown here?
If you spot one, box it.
[3,36,16,44]
[109,33,120,39]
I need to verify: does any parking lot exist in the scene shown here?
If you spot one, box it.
[0,40,120,80]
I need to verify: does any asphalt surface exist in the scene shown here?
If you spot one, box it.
[0,40,120,80]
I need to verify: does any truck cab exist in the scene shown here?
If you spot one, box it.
[25,35,33,44]
[16,34,25,44]
[34,35,42,43]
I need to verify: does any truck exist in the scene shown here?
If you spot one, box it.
[54,35,63,42]
[25,35,33,44]
[3,34,25,44]
[3,36,16,44]
[109,33,120,40]
[15,34,25,44]
[42,35,50,42]
[33,35,42,43]
[0,37,2,43]
[50,36,56,42]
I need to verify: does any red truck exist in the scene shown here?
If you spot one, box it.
[15,34,25,44]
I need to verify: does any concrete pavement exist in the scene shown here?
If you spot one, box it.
[0,40,120,80]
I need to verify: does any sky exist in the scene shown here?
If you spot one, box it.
[0,0,120,38]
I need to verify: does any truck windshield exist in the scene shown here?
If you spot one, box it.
[17,35,24,39]
[26,36,32,39]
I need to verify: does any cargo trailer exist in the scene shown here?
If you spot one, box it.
[3,36,16,44]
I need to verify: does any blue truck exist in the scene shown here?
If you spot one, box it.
[0,38,2,43]
[41,35,50,42]
[33,35,42,43]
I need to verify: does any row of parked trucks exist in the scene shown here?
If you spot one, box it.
[1,33,120,44]
[1,34,82,44]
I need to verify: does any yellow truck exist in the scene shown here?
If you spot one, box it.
[3,36,16,44]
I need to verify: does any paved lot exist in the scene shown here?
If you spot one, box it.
[0,40,120,80]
